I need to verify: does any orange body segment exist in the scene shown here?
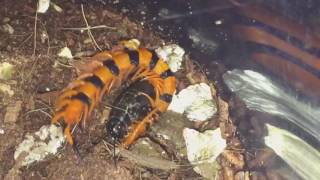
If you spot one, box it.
[52,44,176,149]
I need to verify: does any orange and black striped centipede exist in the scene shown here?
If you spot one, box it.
[52,44,176,149]
[232,4,320,100]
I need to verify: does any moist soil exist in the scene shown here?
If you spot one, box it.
[0,1,304,180]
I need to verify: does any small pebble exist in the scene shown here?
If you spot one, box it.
[3,17,10,23]
[2,24,14,34]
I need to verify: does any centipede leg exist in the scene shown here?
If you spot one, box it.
[86,89,100,118]
[80,103,89,129]
[147,78,164,92]
[52,111,65,124]
[99,79,114,101]
[56,90,78,102]
[88,99,96,117]
[92,51,112,60]
[79,60,105,74]
[72,137,83,159]
[121,108,160,148]
[64,125,74,145]
[77,73,95,80]
[138,92,156,108]
[64,79,86,90]
[130,67,147,81]
[112,138,117,169]
[140,71,161,80]
[65,73,101,91]
[55,99,71,111]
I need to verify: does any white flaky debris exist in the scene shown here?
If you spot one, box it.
[14,125,65,166]
[168,83,217,121]
[2,24,14,34]
[37,0,50,13]
[58,47,73,59]
[155,44,185,72]
[0,83,14,96]
[51,2,63,13]
[0,62,14,80]
[183,128,226,179]
[265,124,320,180]
[123,38,141,50]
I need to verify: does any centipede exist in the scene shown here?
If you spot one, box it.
[51,41,176,150]
[231,3,320,100]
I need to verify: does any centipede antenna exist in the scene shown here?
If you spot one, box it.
[71,123,78,134]
[72,139,83,160]
[113,138,118,168]
[103,104,127,112]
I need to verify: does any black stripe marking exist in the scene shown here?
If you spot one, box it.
[103,60,119,76]
[160,69,174,79]
[237,15,320,58]
[160,93,173,103]
[149,50,159,70]
[71,92,91,107]
[84,75,104,89]
[127,50,140,66]
[248,42,320,78]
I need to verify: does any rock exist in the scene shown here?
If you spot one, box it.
[37,0,50,13]
[14,125,65,166]
[155,44,185,72]
[183,128,226,179]
[168,83,217,121]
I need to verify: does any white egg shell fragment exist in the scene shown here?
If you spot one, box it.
[14,125,65,166]
[155,44,185,72]
[58,47,73,59]
[37,0,50,13]
[183,128,226,179]
[168,83,217,121]
[0,62,14,80]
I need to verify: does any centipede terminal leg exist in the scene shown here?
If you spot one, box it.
[113,138,118,169]
[72,138,83,160]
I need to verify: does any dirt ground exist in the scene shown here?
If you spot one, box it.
[0,0,307,180]
[0,0,210,179]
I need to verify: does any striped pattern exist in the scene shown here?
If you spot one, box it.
[232,4,320,99]
[52,48,176,148]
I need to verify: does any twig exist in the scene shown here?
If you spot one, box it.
[60,25,116,31]
[55,61,73,68]
[81,4,102,51]
[40,21,50,56]
[35,100,54,114]
[102,141,179,170]
[24,108,52,119]
[47,31,50,55]
[117,148,179,170]
[18,33,33,49]
[33,10,38,57]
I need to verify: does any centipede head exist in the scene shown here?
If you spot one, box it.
[106,117,128,142]
[105,118,128,167]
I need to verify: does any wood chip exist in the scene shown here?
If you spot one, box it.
[4,101,22,123]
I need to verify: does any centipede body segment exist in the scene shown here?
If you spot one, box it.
[51,43,176,148]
